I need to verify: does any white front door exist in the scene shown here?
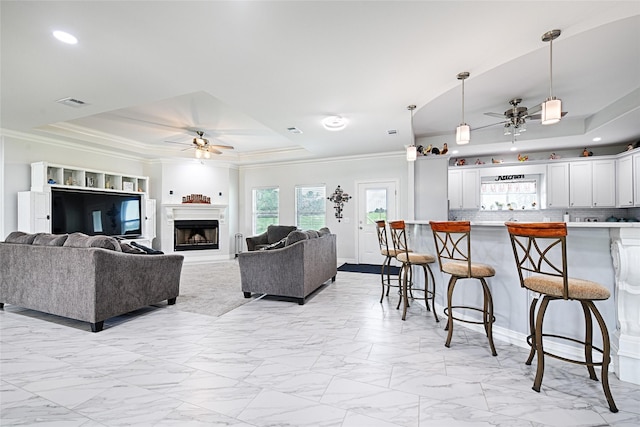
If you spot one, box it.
[357,181,397,264]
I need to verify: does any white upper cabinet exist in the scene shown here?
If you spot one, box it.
[569,161,593,207]
[634,153,640,207]
[448,169,480,210]
[547,162,570,208]
[617,155,633,207]
[591,159,616,208]
[448,169,463,209]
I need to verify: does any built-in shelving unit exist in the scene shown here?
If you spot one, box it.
[30,161,148,194]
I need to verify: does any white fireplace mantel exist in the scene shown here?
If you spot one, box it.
[162,203,227,224]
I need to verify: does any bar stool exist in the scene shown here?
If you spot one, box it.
[430,221,497,356]
[388,220,438,322]
[375,220,401,303]
[505,222,617,413]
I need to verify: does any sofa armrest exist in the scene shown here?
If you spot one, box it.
[246,231,268,251]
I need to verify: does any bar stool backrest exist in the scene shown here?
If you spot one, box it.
[388,220,409,256]
[375,220,390,253]
[505,222,569,300]
[430,221,472,278]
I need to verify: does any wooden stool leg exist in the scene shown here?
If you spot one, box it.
[532,296,551,392]
[444,276,458,347]
[587,301,618,413]
[426,264,439,322]
[480,278,497,356]
[379,258,388,303]
[525,296,539,365]
[401,263,411,320]
[581,301,598,381]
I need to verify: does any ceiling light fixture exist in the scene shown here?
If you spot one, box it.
[322,115,348,131]
[53,30,78,45]
[406,105,417,161]
[541,29,562,125]
[456,72,470,145]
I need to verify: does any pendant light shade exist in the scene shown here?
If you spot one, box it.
[541,29,562,125]
[456,124,470,145]
[406,104,417,161]
[455,72,470,145]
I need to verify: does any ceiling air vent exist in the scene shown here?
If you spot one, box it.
[387,129,398,135]
[56,97,88,108]
[287,127,303,134]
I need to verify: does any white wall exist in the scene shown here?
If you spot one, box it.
[2,133,147,237]
[239,153,408,261]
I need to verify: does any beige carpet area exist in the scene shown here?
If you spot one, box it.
[175,259,256,317]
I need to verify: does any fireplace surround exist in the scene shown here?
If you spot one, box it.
[174,220,219,251]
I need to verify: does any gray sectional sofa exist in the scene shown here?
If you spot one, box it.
[0,232,184,332]
[238,228,337,304]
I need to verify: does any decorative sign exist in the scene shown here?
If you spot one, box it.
[495,174,525,181]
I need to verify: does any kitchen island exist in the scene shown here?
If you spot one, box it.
[405,220,640,385]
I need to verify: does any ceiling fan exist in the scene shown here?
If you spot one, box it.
[480,98,567,141]
[165,130,234,159]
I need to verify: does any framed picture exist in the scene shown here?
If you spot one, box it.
[123,182,134,192]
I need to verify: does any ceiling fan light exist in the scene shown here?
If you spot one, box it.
[194,137,207,146]
[195,148,203,159]
[204,150,211,159]
[456,124,470,145]
[541,98,562,125]
[406,145,417,161]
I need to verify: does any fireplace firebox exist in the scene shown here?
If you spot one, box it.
[174,220,219,251]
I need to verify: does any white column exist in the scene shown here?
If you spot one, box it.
[610,227,640,385]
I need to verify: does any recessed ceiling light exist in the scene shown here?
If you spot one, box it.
[451,150,459,155]
[53,30,78,45]
[322,116,348,131]
[592,137,602,142]
[510,146,517,152]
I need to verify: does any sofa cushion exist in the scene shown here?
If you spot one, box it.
[285,230,309,246]
[33,233,68,246]
[4,231,38,244]
[63,232,122,252]
[318,227,331,237]
[260,237,287,251]
[267,225,297,244]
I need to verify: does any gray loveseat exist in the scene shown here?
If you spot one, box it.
[0,232,184,332]
[238,228,337,304]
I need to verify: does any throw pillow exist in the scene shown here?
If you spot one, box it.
[119,242,146,254]
[260,237,287,250]
[32,233,68,246]
[318,227,331,237]
[305,230,319,239]
[63,233,123,252]
[130,241,164,255]
[285,230,309,246]
[4,231,37,244]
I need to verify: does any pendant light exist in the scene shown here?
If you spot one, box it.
[406,104,417,161]
[455,72,470,145]
[541,29,562,125]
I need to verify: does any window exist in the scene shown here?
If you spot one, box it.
[295,185,326,229]
[252,187,279,235]
[365,188,388,224]
[480,176,540,211]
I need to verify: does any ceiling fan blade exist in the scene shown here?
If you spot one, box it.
[209,144,234,150]
[484,112,505,119]
[474,121,507,131]
[527,111,567,121]
[164,140,190,146]
[207,147,222,155]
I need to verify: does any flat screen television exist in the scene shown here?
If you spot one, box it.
[51,188,142,238]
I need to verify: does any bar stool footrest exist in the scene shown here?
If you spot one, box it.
[526,333,606,367]
[444,305,496,326]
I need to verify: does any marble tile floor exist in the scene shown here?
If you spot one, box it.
[2,271,640,426]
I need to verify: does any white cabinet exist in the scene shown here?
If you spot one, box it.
[18,191,51,233]
[617,155,633,207]
[546,162,570,208]
[591,159,616,207]
[448,169,479,210]
[634,153,640,207]
[31,161,148,194]
[448,170,463,209]
[569,161,593,207]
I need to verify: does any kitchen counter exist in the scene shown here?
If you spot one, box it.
[405,221,640,385]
